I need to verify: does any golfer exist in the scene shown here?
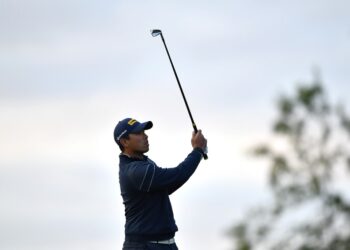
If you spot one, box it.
[114,118,207,250]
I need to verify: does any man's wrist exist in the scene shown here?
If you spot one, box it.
[193,147,204,156]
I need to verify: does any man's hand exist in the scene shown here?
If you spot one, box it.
[191,130,207,152]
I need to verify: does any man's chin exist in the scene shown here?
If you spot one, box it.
[139,146,149,153]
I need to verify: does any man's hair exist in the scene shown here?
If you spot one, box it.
[118,134,130,152]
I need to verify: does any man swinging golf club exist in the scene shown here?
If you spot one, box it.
[114,118,207,250]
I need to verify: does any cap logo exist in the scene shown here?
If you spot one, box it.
[128,119,137,126]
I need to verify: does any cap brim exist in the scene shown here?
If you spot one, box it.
[131,121,153,133]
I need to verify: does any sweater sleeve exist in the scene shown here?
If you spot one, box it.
[127,148,203,193]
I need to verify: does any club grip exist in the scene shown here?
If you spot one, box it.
[203,152,208,160]
[196,146,208,160]
[202,145,208,160]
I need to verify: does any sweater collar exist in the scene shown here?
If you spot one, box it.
[119,153,148,163]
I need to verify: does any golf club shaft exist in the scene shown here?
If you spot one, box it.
[159,33,208,160]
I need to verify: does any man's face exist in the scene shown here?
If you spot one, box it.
[122,130,149,153]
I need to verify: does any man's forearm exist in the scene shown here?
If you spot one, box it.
[168,148,203,195]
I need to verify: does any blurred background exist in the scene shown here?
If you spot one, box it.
[1,0,349,249]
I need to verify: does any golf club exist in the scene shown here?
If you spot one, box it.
[151,29,208,160]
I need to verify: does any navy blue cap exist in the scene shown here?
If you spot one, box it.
[114,118,153,144]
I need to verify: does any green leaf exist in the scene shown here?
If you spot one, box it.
[269,156,289,187]
[278,96,294,116]
[297,84,323,110]
[338,106,350,134]
[231,223,248,239]
[273,120,291,134]
[252,145,270,156]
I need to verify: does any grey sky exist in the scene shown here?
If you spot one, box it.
[1,0,349,249]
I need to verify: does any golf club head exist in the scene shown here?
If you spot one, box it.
[151,29,162,37]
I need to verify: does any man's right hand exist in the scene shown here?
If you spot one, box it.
[191,130,207,151]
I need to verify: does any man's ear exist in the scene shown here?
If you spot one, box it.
[120,137,129,148]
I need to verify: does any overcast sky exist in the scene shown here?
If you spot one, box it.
[1,1,349,249]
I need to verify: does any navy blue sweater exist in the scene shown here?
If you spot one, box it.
[118,148,203,242]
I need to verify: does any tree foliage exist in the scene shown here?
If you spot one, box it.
[228,76,350,250]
